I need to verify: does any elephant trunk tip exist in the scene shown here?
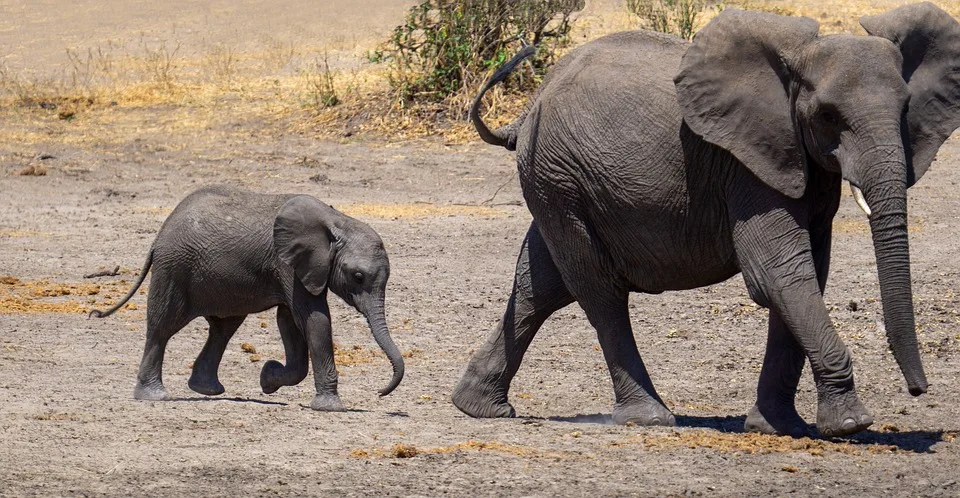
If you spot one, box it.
[377,358,404,397]
[908,381,928,397]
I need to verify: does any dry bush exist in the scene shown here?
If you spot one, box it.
[202,43,239,89]
[301,51,340,112]
[368,0,584,113]
[627,0,710,39]
[137,38,181,93]
[6,1,960,145]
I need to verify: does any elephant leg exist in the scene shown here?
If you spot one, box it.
[744,312,808,436]
[453,222,575,418]
[188,315,246,396]
[731,193,870,437]
[134,282,192,401]
[291,285,345,412]
[260,304,309,394]
[746,219,834,437]
[580,292,675,426]
[527,211,672,426]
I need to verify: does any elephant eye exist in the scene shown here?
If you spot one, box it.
[353,271,365,283]
[819,108,839,125]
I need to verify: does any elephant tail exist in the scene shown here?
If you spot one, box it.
[88,248,153,319]
[469,44,537,151]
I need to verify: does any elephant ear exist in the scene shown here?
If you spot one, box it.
[675,9,819,199]
[860,2,960,186]
[274,196,334,296]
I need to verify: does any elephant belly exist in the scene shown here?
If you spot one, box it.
[621,246,740,294]
[614,225,740,294]
[151,245,285,320]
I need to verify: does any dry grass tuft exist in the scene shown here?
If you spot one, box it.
[832,218,870,234]
[738,0,960,35]
[628,430,899,456]
[31,411,89,422]
[391,443,419,458]
[833,215,923,234]
[0,230,51,238]
[349,448,370,458]
[17,164,47,176]
[339,203,506,220]
[351,439,576,459]
[1,278,135,315]
[334,344,383,366]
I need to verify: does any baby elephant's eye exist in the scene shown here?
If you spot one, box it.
[354,271,365,283]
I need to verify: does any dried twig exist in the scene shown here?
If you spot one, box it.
[482,170,517,205]
[84,266,120,278]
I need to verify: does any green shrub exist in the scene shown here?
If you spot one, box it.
[369,0,584,107]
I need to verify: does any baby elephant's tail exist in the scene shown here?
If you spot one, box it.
[88,249,153,319]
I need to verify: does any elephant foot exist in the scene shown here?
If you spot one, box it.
[451,375,516,419]
[612,399,676,426]
[816,390,873,437]
[260,360,308,394]
[134,381,171,401]
[187,372,225,396]
[744,403,811,438]
[260,360,287,394]
[310,393,346,412]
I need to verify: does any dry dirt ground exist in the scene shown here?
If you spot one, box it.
[3,1,960,496]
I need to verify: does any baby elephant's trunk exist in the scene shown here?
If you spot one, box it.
[364,301,404,396]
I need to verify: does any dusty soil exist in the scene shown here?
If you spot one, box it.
[3,1,960,496]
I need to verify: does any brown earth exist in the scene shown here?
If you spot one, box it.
[2,1,960,496]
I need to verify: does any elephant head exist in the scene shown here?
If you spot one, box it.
[273,195,404,396]
[675,3,960,396]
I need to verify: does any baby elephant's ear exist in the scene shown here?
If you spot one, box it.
[274,196,334,295]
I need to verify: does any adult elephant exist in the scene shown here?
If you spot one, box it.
[453,3,960,437]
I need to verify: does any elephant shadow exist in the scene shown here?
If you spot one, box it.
[547,413,949,453]
[173,396,288,406]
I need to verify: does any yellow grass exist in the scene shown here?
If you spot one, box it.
[0,277,137,315]
[338,203,505,220]
[622,430,901,456]
[350,439,578,459]
[4,1,958,146]
[334,344,383,366]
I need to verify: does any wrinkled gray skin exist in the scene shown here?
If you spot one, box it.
[454,3,960,437]
[90,185,404,410]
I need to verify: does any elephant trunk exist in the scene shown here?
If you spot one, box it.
[860,152,928,396]
[361,297,405,396]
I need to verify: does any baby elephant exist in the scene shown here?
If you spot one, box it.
[90,185,404,410]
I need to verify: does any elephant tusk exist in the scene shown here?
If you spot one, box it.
[850,184,872,217]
